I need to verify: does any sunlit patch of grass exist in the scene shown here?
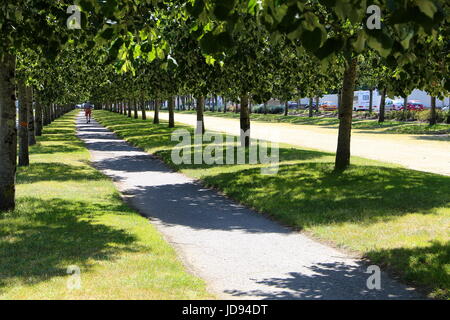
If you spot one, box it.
[95,110,450,299]
[0,111,212,300]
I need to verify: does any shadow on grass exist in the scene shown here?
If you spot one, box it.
[202,162,450,227]
[17,163,105,184]
[0,197,141,292]
[368,240,449,299]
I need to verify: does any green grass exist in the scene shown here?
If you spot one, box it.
[0,111,212,300]
[95,110,450,299]
[169,110,450,135]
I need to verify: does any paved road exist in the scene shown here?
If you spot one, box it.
[158,112,450,176]
[77,112,422,299]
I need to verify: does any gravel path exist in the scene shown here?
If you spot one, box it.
[158,112,450,176]
[77,112,422,300]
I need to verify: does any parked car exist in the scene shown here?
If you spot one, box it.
[320,101,337,111]
[399,100,424,111]
[353,105,372,112]
[373,98,395,112]
[287,101,299,109]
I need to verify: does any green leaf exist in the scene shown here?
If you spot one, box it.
[314,38,344,60]
[186,0,205,18]
[352,30,366,53]
[415,0,437,18]
[300,28,323,51]
[100,28,114,40]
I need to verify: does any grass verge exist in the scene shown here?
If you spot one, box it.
[95,110,450,299]
[0,111,212,300]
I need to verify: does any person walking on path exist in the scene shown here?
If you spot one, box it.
[84,102,93,123]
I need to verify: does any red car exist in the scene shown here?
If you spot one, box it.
[399,101,424,111]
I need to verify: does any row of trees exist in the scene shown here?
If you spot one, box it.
[1,0,449,211]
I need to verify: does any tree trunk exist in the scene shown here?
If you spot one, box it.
[403,96,408,118]
[284,101,288,116]
[378,88,386,123]
[168,96,175,128]
[369,88,373,113]
[309,97,314,117]
[18,82,29,167]
[264,101,268,115]
[195,96,205,134]
[223,98,227,113]
[133,99,138,119]
[49,104,54,122]
[141,100,147,120]
[27,86,36,146]
[315,97,320,112]
[335,57,358,171]
[127,101,131,117]
[430,96,437,125]
[35,100,43,136]
[240,93,250,147]
[337,90,341,110]
[0,53,17,211]
[153,100,159,124]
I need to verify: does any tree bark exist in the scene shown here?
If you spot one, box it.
[195,96,205,134]
[309,97,314,117]
[35,100,43,136]
[27,86,36,146]
[133,99,138,119]
[240,93,250,147]
[430,96,437,125]
[263,101,267,115]
[378,88,386,123]
[18,81,29,167]
[223,98,227,113]
[284,101,288,116]
[403,96,408,118]
[0,53,17,211]
[127,100,132,117]
[337,90,342,110]
[153,100,160,124]
[335,57,358,171]
[369,88,373,113]
[141,100,147,120]
[49,104,54,123]
[168,96,175,128]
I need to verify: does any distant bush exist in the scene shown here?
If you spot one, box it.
[384,109,448,123]
[386,110,418,121]
[444,109,450,124]
[252,105,284,114]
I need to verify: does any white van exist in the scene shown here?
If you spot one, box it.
[353,91,372,111]
[373,98,396,112]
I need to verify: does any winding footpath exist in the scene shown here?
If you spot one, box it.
[158,112,450,176]
[77,112,422,300]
